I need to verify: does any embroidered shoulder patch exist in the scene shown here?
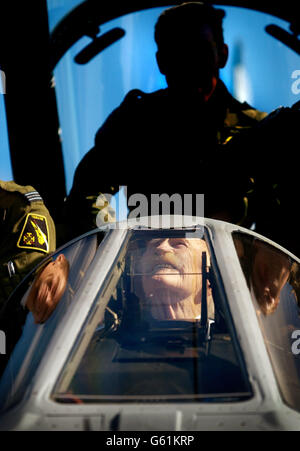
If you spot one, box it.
[17,214,50,253]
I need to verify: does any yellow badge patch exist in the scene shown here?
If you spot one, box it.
[17,214,50,253]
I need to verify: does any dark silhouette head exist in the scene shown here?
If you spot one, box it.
[154,2,228,98]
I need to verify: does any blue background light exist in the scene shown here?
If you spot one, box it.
[1,1,299,195]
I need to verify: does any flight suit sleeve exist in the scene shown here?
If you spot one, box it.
[61,93,140,242]
[62,89,146,243]
[0,182,56,309]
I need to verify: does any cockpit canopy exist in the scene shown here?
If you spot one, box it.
[1,220,300,413]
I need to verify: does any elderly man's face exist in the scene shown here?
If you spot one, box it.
[138,238,208,303]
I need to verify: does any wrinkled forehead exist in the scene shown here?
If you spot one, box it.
[129,236,209,262]
[129,228,205,247]
[146,237,207,249]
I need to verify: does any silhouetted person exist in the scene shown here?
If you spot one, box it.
[227,101,300,257]
[64,2,267,239]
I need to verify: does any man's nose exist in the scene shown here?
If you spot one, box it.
[155,239,173,255]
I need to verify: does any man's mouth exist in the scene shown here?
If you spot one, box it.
[151,263,179,275]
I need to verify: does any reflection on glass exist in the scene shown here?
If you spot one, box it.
[25,254,70,324]
[233,232,300,413]
[233,236,292,316]
[0,233,100,411]
[52,229,251,404]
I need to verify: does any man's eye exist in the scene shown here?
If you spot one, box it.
[172,239,188,247]
[149,239,163,247]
